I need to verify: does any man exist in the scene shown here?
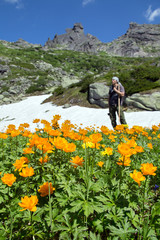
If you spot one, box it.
[108,76,127,129]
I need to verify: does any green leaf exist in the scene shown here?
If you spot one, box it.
[89,231,101,240]
[108,217,135,240]
[83,201,94,218]
[93,219,103,233]
[70,200,83,213]
[0,196,4,204]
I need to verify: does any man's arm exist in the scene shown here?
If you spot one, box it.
[113,84,125,97]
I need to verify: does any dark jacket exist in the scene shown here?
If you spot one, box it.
[109,84,125,106]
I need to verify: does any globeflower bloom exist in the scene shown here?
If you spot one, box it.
[117,156,131,166]
[101,147,113,156]
[118,143,132,157]
[130,170,145,186]
[38,182,55,197]
[97,161,104,167]
[70,156,84,168]
[18,195,38,212]
[19,166,34,177]
[13,158,27,171]
[140,163,157,176]
[147,143,153,149]
[1,173,16,187]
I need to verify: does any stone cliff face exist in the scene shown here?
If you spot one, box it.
[45,22,160,57]
[45,23,101,53]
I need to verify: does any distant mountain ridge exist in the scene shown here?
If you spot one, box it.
[44,22,160,57]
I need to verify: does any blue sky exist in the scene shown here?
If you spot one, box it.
[0,0,160,46]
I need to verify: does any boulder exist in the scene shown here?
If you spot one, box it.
[34,60,54,72]
[126,92,160,110]
[89,83,109,108]
[60,76,80,88]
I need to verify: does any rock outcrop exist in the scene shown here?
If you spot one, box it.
[126,92,160,111]
[14,38,41,48]
[102,22,160,57]
[45,23,101,53]
[45,22,160,57]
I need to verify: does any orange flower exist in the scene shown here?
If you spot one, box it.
[18,195,38,212]
[0,133,8,139]
[115,125,126,131]
[23,148,34,154]
[130,170,145,186]
[152,125,159,131]
[108,134,116,142]
[140,163,157,176]
[82,141,94,149]
[13,158,27,171]
[20,156,29,164]
[89,133,102,144]
[22,130,32,138]
[147,143,153,149]
[53,136,68,150]
[100,125,109,135]
[70,156,84,168]
[33,119,40,123]
[48,129,61,137]
[134,146,144,153]
[10,129,21,137]
[1,173,16,187]
[101,147,113,156]
[63,142,76,153]
[19,166,34,177]
[38,182,55,197]
[97,161,104,167]
[39,155,49,164]
[118,143,132,156]
[117,156,131,166]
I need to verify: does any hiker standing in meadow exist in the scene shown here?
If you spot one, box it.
[108,76,127,129]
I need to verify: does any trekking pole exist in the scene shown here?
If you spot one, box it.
[118,84,121,124]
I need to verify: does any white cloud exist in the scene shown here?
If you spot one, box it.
[5,0,19,3]
[82,0,95,7]
[4,0,24,9]
[145,5,160,22]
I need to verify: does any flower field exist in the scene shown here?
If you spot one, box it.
[0,115,160,240]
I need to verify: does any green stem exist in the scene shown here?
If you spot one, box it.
[9,208,13,240]
[29,211,35,240]
[49,183,53,232]
[142,177,147,217]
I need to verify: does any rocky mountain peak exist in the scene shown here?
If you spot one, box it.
[123,22,160,43]
[44,22,160,57]
[45,22,101,53]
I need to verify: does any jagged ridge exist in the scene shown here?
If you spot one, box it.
[44,22,160,57]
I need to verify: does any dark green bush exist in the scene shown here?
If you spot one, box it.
[131,65,160,82]
[26,84,45,94]
[79,75,95,93]
[53,86,65,96]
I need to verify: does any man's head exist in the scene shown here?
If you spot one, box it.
[112,76,119,83]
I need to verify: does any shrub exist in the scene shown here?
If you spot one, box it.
[25,84,45,94]
[79,75,95,93]
[53,86,65,96]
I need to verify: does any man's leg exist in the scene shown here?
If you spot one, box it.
[109,106,117,128]
[119,106,127,125]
